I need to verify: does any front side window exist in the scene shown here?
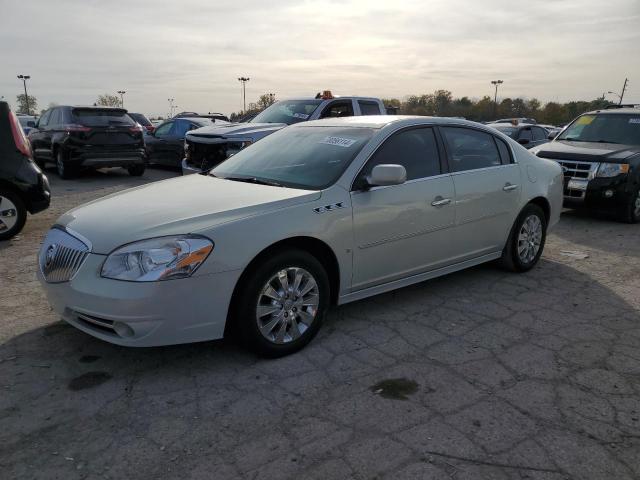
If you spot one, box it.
[173,120,192,137]
[532,127,546,141]
[557,114,640,145]
[38,109,51,127]
[320,101,354,119]
[250,100,322,125]
[441,127,501,172]
[355,127,441,187]
[212,126,374,190]
[48,109,61,126]
[518,128,533,141]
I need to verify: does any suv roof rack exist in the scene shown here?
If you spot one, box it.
[604,104,640,109]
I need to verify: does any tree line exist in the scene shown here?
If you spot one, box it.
[12,90,615,126]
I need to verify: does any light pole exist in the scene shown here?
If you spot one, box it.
[238,77,250,112]
[607,91,622,102]
[167,98,175,118]
[610,78,629,105]
[17,74,31,114]
[491,80,503,118]
[117,90,126,108]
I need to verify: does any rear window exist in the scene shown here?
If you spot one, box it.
[128,113,152,126]
[72,108,135,127]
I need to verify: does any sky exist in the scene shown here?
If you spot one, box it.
[1,0,638,117]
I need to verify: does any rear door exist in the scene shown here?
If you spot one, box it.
[71,108,142,152]
[148,120,175,165]
[350,126,456,290]
[30,109,52,160]
[440,126,521,261]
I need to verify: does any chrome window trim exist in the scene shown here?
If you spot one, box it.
[350,172,451,195]
[449,163,519,176]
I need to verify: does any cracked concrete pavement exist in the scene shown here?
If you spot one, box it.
[1,166,640,479]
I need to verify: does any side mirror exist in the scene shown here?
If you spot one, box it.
[518,138,530,145]
[368,164,407,187]
[547,133,556,140]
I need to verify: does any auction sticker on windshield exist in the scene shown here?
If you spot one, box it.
[319,136,357,147]
[293,113,309,119]
[576,115,595,125]
[629,118,640,124]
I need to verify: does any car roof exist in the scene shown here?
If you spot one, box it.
[281,96,381,102]
[292,115,493,130]
[585,107,640,115]
[173,116,217,124]
[490,123,537,128]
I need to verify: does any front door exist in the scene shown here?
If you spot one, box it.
[350,126,456,291]
[440,126,521,261]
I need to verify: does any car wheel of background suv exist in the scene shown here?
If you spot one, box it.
[0,189,27,240]
[56,149,78,179]
[234,249,330,357]
[621,187,640,224]
[501,203,547,272]
[127,165,146,176]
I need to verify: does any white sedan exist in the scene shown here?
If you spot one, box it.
[38,116,563,356]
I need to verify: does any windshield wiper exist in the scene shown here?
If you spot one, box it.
[222,176,283,187]
[593,139,620,144]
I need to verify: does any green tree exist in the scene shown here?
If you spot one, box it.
[257,93,276,110]
[95,94,121,107]
[16,94,38,115]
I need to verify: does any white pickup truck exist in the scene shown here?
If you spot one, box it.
[182,93,387,174]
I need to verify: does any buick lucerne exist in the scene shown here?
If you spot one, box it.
[38,116,563,356]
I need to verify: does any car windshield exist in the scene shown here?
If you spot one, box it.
[212,126,375,190]
[250,100,322,125]
[490,125,518,138]
[558,113,640,145]
[72,108,136,127]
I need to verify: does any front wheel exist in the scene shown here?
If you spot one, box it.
[128,165,146,176]
[501,204,547,272]
[0,190,27,241]
[621,187,640,224]
[234,249,330,357]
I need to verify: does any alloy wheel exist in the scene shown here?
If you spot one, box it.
[0,195,19,233]
[56,153,65,177]
[634,191,640,218]
[517,214,543,264]
[256,267,320,344]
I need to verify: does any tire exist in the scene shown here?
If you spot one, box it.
[234,249,330,357]
[621,187,640,224]
[128,165,146,176]
[0,189,27,241]
[56,149,77,179]
[500,204,547,272]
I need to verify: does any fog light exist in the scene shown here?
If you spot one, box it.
[113,321,135,338]
[604,189,614,198]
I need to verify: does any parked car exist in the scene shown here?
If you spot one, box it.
[145,116,225,168]
[128,112,155,134]
[0,101,50,240]
[37,116,562,356]
[28,105,146,178]
[17,114,38,135]
[182,93,387,174]
[488,123,549,149]
[530,105,640,223]
[538,124,563,140]
[174,111,230,122]
[490,117,538,125]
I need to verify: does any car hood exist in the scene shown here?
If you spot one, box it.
[535,140,640,163]
[185,122,287,142]
[57,175,320,254]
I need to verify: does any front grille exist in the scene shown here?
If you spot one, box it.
[185,139,244,171]
[39,228,90,283]
[555,160,599,179]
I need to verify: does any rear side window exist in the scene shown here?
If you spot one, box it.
[358,101,381,115]
[532,127,546,141]
[173,120,193,137]
[72,108,135,127]
[441,127,501,172]
[129,113,151,126]
[518,128,533,141]
[357,127,441,184]
[495,138,512,164]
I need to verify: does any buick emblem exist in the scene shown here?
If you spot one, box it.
[45,244,58,268]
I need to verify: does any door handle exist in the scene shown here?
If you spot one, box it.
[431,197,452,207]
[503,183,519,191]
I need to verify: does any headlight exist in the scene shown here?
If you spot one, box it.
[597,163,629,178]
[101,235,213,282]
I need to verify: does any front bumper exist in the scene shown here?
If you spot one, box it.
[37,253,242,347]
[562,175,634,212]
[181,158,203,175]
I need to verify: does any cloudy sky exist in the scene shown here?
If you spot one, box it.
[1,0,638,117]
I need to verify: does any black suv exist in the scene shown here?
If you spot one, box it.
[0,101,50,239]
[531,105,640,223]
[28,106,146,178]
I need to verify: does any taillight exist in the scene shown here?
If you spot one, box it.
[63,124,91,133]
[8,111,32,157]
[146,125,155,133]
[129,125,143,134]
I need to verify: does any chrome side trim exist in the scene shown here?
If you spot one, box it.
[338,252,502,305]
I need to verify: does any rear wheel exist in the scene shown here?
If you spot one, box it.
[501,204,547,272]
[0,190,27,241]
[234,249,330,357]
[128,165,146,176]
[56,149,77,179]
[621,187,640,224]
